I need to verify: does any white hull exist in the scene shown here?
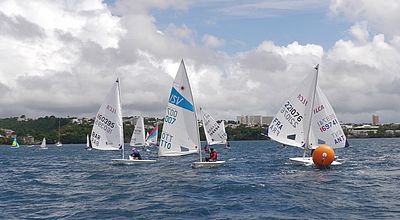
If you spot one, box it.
[191,160,225,168]
[55,143,62,147]
[289,157,342,166]
[111,159,156,165]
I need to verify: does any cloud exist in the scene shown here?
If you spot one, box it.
[202,34,225,48]
[216,0,328,18]
[0,0,400,124]
[330,0,400,36]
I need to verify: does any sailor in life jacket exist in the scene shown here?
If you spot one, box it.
[130,147,142,160]
[206,148,217,162]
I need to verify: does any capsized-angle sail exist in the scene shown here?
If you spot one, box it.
[200,107,227,145]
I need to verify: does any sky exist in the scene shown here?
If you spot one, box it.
[0,0,400,123]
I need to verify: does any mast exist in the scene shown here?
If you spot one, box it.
[116,78,125,159]
[199,107,205,162]
[303,64,319,157]
[58,120,61,142]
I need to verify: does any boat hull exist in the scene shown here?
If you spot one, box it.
[191,160,225,168]
[289,157,342,166]
[111,159,156,165]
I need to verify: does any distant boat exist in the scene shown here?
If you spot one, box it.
[11,136,20,148]
[90,79,155,165]
[130,116,146,148]
[40,137,48,149]
[145,124,158,147]
[85,134,92,150]
[55,120,62,147]
[267,65,348,166]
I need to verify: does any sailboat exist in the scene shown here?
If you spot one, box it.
[90,79,155,165]
[85,134,92,150]
[145,124,158,147]
[158,59,200,157]
[128,115,153,155]
[40,137,48,149]
[157,59,223,168]
[130,116,146,148]
[55,120,62,147]
[11,136,20,148]
[267,65,348,166]
[192,107,226,168]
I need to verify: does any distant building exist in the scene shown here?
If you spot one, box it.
[351,124,379,137]
[372,115,380,125]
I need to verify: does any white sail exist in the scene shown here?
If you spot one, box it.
[220,121,226,135]
[268,70,317,148]
[158,60,200,156]
[86,134,90,147]
[130,116,146,147]
[200,107,227,145]
[268,65,347,151]
[308,87,347,149]
[40,137,47,149]
[90,80,124,151]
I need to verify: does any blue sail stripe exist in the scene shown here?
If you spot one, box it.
[168,87,194,112]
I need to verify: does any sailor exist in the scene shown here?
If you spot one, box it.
[130,147,142,160]
[206,148,217,162]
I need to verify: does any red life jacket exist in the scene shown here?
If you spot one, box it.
[210,151,217,161]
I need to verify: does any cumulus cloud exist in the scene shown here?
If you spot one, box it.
[330,0,400,36]
[0,0,400,124]
[202,34,225,48]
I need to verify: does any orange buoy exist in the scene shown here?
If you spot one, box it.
[312,145,335,168]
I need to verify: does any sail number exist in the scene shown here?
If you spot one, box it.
[319,119,338,133]
[165,107,177,124]
[94,113,115,134]
[280,101,303,128]
[160,132,173,149]
[206,122,221,137]
[91,131,101,147]
[269,118,283,136]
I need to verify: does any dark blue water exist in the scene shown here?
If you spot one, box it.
[1,139,399,219]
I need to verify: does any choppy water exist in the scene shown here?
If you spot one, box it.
[1,139,400,219]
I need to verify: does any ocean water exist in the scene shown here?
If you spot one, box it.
[1,139,399,220]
